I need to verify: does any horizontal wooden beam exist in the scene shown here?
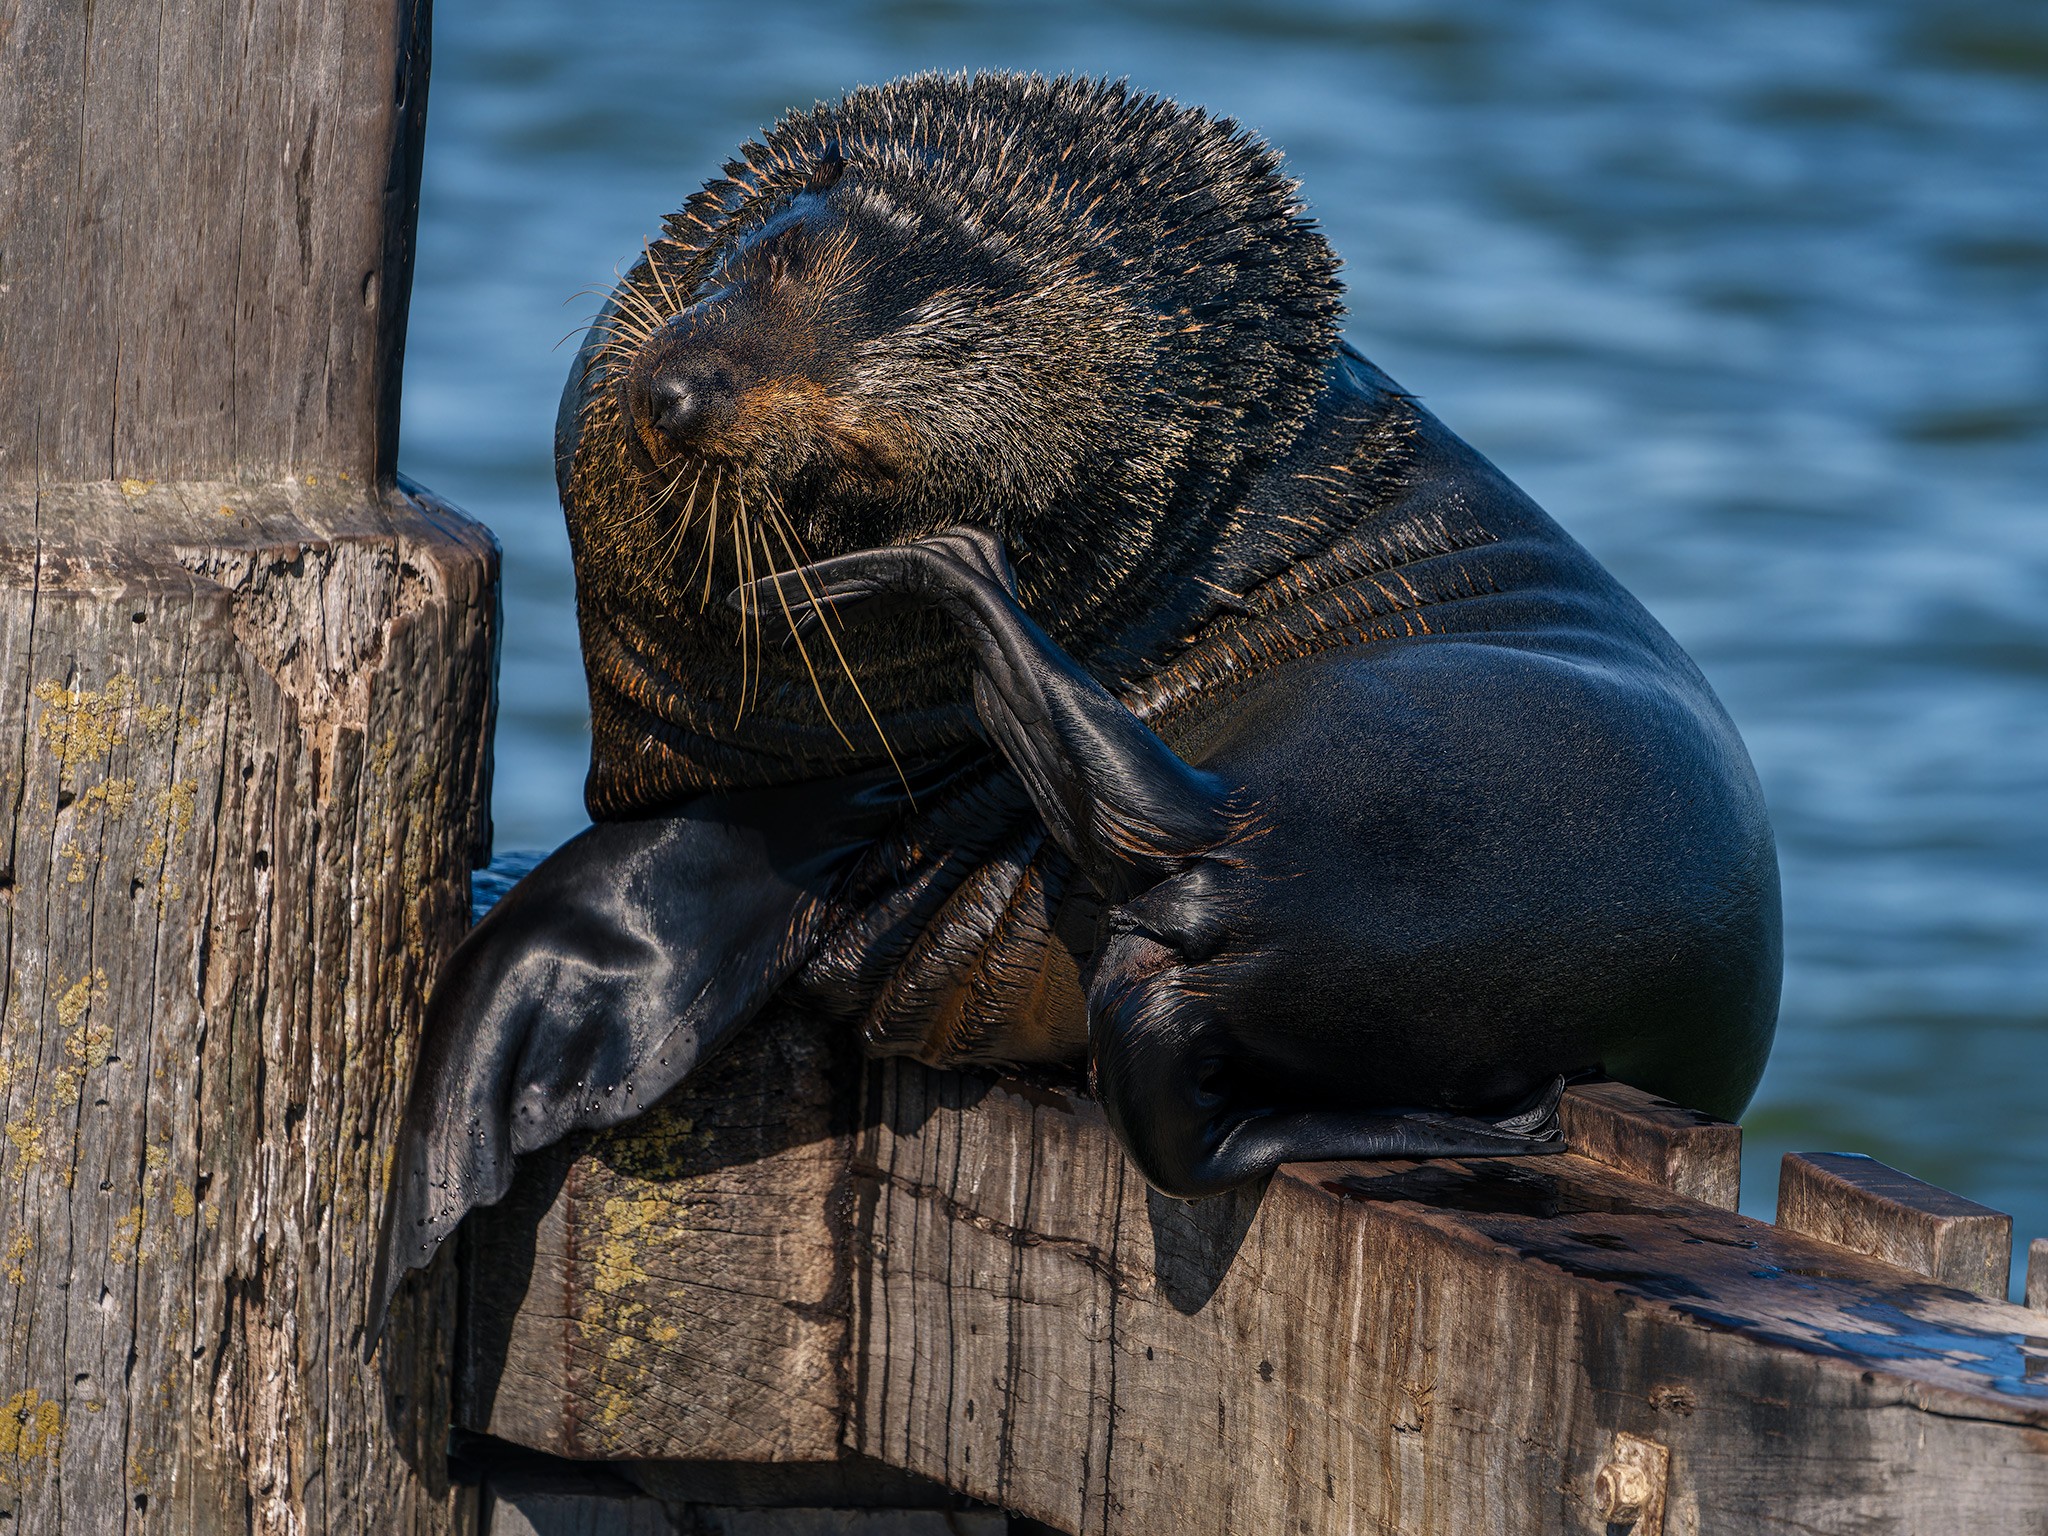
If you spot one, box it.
[461,1019,2048,1532]
[855,1064,2046,1534]
[458,1006,857,1463]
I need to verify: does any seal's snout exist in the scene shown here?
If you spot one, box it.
[629,348,739,463]
[646,367,732,452]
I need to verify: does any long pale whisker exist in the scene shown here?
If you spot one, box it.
[555,318,635,352]
[700,468,724,611]
[754,520,855,751]
[643,237,683,316]
[607,275,668,329]
[623,462,692,559]
[609,459,685,543]
[729,486,754,727]
[609,458,690,608]
[736,481,765,716]
[678,471,721,599]
[763,505,913,803]
[645,461,692,522]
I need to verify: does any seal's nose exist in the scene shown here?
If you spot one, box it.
[648,375,706,446]
[638,354,739,457]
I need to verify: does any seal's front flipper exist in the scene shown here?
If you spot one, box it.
[369,772,902,1348]
[745,528,1247,905]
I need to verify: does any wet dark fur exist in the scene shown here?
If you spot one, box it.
[373,73,1780,1334]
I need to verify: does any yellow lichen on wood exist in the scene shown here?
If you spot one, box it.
[33,676,135,771]
[3,1229,30,1285]
[110,1204,146,1265]
[63,1013,112,1066]
[78,777,137,817]
[581,1184,692,1427]
[0,1389,63,1483]
[590,1195,663,1297]
[54,971,104,1033]
[4,1110,44,1172]
[570,1101,718,1422]
[150,782,197,855]
[50,1001,112,1107]
[141,781,198,902]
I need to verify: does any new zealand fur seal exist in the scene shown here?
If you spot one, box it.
[372,72,1780,1331]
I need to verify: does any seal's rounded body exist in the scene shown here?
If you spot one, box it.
[376,73,1778,1319]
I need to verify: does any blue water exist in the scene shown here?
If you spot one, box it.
[398,0,2048,1291]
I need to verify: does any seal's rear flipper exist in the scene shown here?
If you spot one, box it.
[1202,1078,1568,1188]
[745,528,1247,907]
[368,773,904,1351]
[1117,1064,1567,1201]
[1086,944,1567,1198]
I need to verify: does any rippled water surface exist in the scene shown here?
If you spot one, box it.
[399,0,2048,1286]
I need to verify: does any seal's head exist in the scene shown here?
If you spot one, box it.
[561,72,1344,814]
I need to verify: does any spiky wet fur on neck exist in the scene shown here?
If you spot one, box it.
[560,72,1345,817]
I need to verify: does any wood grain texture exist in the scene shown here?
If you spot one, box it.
[0,0,428,490]
[1557,1080,1741,1210]
[0,479,495,1533]
[458,1006,857,1464]
[680,1513,1006,1536]
[2029,1238,2048,1313]
[1776,1151,2013,1301]
[851,1061,2048,1535]
[485,1481,675,1536]
[461,1048,2048,1532]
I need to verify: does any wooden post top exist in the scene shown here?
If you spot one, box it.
[1777,1150,2014,1301]
[0,0,430,493]
[1557,1078,1743,1210]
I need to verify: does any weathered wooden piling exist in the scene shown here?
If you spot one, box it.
[0,0,496,1529]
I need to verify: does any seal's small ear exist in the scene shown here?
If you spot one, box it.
[805,140,847,192]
